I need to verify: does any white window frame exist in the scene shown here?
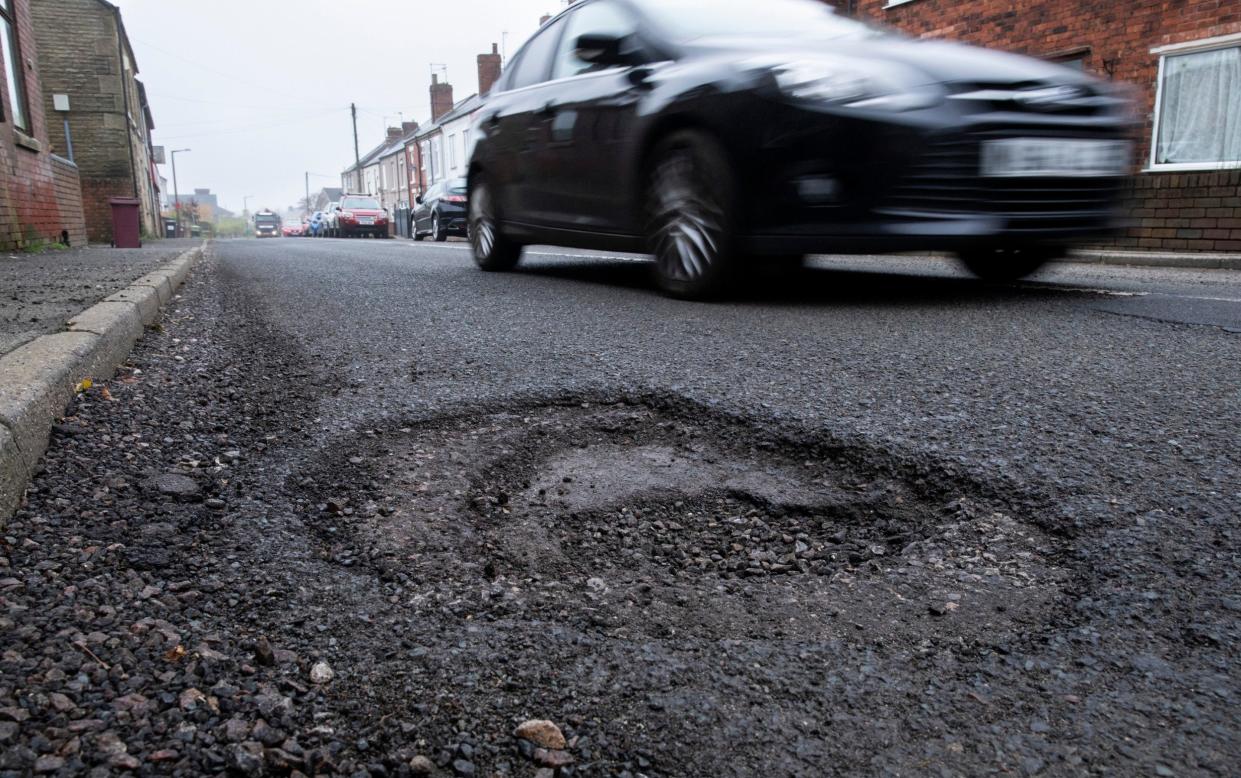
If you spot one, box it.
[884,0,921,8]
[1148,32,1241,172]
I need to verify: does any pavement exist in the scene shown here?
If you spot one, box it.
[0,239,201,356]
[1,237,1239,776]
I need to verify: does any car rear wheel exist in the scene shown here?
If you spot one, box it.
[433,214,448,242]
[469,178,522,271]
[646,130,739,300]
[958,246,1058,282]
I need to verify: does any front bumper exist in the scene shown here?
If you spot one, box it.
[745,99,1132,254]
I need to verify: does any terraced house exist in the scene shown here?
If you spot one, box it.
[0,0,87,250]
[30,0,160,243]
[827,0,1241,253]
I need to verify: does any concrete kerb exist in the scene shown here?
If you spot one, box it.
[0,242,205,522]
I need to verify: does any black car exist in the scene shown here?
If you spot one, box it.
[467,0,1133,298]
[412,178,468,242]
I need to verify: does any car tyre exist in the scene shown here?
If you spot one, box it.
[433,214,448,242]
[469,177,522,271]
[646,130,740,300]
[958,246,1057,282]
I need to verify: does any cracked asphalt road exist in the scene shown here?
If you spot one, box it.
[2,237,1239,777]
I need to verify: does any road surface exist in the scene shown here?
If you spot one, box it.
[4,237,1239,777]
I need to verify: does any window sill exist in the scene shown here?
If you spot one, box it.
[13,130,41,153]
[885,0,922,7]
[1143,163,1241,173]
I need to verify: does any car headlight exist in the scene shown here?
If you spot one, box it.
[762,58,940,112]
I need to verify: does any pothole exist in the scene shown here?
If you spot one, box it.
[296,400,1070,645]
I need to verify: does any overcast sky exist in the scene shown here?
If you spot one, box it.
[111,0,563,215]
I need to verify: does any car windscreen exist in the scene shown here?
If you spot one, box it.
[341,197,381,209]
[255,215,279,224]
[636,0,877,42]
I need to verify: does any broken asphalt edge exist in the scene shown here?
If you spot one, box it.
[0,242,207,524]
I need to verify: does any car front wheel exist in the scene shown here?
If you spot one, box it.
[469,178,522,271]
[646,130,740,300]
[958,246,1059,282]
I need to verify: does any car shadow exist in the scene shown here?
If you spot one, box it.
[514,256,1062,307]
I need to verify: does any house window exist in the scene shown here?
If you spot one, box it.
[449,133,457,168]
[0,0,31,132]
[1151,34,1241,171]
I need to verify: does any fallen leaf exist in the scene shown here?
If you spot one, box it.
[74,378,93,393]
[164,645,186,663]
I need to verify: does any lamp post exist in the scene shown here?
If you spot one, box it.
[170,148,191,238]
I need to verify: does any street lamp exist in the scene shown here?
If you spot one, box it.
[243,195,254,216]
[170,148,191,238]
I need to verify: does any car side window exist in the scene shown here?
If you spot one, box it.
[508,17,566,90]
[551,0,639,81]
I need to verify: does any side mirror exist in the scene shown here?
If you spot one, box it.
[575,33,632,67]
[415,196,423,205]
[335,206,342,211]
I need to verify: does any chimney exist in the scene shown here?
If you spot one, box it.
[386,126,403,142]
[478,43,502,97]
[430,74,454,123]
[402,120,420,136]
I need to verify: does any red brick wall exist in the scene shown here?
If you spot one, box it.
[0,0,86,251]
[831,0,1241,253]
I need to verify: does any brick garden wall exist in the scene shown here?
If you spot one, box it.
[0,0,86,251]
[50,155,87,248]
[829,0,1241,252]
[1108,169,1241,252]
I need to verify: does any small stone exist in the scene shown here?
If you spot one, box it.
[0,721,17,742]
[533,748,575,768]
[109,753,141,771]
[255,636,276,666]
[148,749,180,762]
[48,692,75,712]
[34,755,65,773]
[232,742,266,776]
[143,473,200,498]
[206,498,226,510]
[514,719,566,750]
[179,688,207,711]
[409,755,435,775]
[310,661,335,684]
[452,758,476,776]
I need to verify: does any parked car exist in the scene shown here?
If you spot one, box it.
[467,0,1133,298]
[322,202,341,237]
[331,196,389,238]
[282,222,304,237]
[412,178,468,241]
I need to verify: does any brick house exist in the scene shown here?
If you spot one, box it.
[30,0,161,243]
[0,0,87,251]
[825,0,1241,252]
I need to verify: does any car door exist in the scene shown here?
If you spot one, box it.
[540,0,649,232]
[415,184,436,232]
[476,16,567,226]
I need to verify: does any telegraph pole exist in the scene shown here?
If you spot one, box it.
[351,103,361,191]
[305,172,310,215]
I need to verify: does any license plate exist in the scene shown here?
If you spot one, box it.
[358,217,374,225]
[981,139,1129,177]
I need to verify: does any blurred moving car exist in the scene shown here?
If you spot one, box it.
[254,209,281,239]
[332,195,390,238]
[412,178,468,242]
[467,0,1133,298]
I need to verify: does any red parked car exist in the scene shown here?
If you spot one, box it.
[332,195,390,238]
[282,222,305,237]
